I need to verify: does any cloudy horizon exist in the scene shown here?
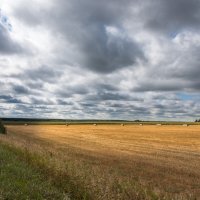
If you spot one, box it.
[0,0,200,121]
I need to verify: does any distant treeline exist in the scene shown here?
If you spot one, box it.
[1,118,132,123]
[1,118,135,125]
[1,118,200,125]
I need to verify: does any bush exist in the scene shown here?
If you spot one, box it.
[0,119,7,134]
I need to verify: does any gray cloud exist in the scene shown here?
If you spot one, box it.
[94,83,118,92]
[85,91,143,102]
[0,95,23,104]
[143,0,200,35]
[80,30,144,73]
[133,80,185,92]
[14,0,145,73]
[12,85,29,94]
[25,66,63,83]
[30,97,55,105]
[133,40,200,92]
[0,24,23,54]
[1,0,200,120]
[57,85,89,98]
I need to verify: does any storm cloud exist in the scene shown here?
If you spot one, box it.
[0,0,200,120]
[14,0,145,73]
[144,0,200,34]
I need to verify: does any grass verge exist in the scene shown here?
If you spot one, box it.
[0,141,159,200]
[0,142,68,200]
[0,142,91,200]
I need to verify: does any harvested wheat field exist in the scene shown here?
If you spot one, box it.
[1,125,200,199]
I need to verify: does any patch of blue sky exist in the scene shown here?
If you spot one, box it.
[177,93,200,101]
[169,31,179,39]
[0,8,12,31]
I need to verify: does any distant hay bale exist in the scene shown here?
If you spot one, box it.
[24,123,28,126]
[93,124,97,126]
[183,124,188,127]
[121,124,124,126]
[66,124,68,126]
[156,124,162,126]
[139,124,143,126]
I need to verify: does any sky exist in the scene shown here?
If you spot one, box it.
[0,0,200,121]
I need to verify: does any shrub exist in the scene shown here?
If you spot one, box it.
[0,119,7,134]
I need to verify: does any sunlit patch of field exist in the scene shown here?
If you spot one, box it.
[1,125,200,199]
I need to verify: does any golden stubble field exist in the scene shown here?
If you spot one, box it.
[1,125,200,199]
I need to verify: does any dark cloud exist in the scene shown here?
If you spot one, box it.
[0,95,23,104]
[57,85,89,98]
[84,91,144,102]
[144,0,200,34]
[133,81,184,92]
[14,0,145,73]
[81,32,144,73]
[12,85,29,94]
[0,24,23,54]
[94,83,118,92]
[10,66,64,88]
[25,66,62,83]
[192,81,200,90]
[87,92,130,101]
[56,99,73,106]
[26,81,44,90]
[30,97,55,105]
[1,0,200,120]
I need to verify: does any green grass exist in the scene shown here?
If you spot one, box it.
[0,133,163,200]
[0,143,67,200]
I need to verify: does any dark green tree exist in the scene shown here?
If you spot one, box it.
[0,119,6,134]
